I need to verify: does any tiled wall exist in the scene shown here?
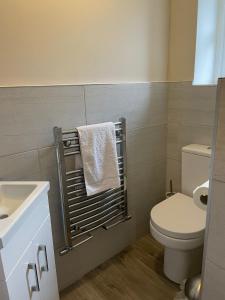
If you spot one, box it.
[0,83,167,289]
[201,79,225,299]
[166,82,217,193]
[0,81,218,290]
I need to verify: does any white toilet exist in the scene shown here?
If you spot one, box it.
[150,144,211,284]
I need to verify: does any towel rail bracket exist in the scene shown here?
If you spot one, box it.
[102,215,132,231]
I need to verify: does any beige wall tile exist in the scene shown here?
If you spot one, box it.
[201,259,225,300]
[0,86,86,156]
[85,83,168,130]
[205,180,225,269]
[0,150,41,181]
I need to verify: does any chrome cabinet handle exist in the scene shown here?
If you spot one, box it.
[37,245,49,276]
[26,263,40,296]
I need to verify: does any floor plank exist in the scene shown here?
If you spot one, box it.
[60,235,178,300]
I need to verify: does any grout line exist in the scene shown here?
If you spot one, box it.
[83,86,88,125]
[36,148,43,178]
[126,123,168,134]
[212,177,225,184]
[207,257,225,272]
[0,147,40,159]
[0,145,56,159]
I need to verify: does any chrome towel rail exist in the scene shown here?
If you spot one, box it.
[54,118,131,255]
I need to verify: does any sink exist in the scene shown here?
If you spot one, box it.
[0,184,37,218]
[0,181,49,248]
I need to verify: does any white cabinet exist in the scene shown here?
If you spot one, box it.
[33,218,59,300]
[0,192,60,300]
[1,216,60,300]
[6,241,41,300]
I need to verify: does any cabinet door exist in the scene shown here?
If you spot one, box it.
[33,217,59,300]
[6,242,41,300]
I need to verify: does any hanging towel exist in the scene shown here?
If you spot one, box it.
[77,122,120,196]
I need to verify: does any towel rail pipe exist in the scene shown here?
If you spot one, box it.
[54,118,131,254]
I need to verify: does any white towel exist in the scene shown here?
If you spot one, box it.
[77,122,120,196]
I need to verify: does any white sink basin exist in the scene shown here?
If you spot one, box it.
[0,181,49,248]
[0,184,37,218]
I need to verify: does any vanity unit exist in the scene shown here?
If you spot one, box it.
[0,182,59,300]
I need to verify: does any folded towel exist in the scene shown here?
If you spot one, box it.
[77,122,120,196]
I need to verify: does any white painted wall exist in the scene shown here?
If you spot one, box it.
[0,0,170,86]
[168,0,198,81]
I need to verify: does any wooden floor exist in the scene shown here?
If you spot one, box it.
[60,235,178,300]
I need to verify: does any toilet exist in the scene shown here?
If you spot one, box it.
[150,144,211,284]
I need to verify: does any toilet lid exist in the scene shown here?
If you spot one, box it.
[150,193,206,240]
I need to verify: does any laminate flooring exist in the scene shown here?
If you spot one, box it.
[60,235,179,300]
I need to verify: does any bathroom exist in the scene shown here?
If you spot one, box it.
[0,0,224,299]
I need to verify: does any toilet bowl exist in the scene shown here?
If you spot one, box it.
[150,144,211,283]
[150,193,206,283]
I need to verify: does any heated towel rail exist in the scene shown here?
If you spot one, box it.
[54,118,131,255]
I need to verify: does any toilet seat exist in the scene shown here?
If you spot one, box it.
[150,193,206,240]
[150,221,204,250]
